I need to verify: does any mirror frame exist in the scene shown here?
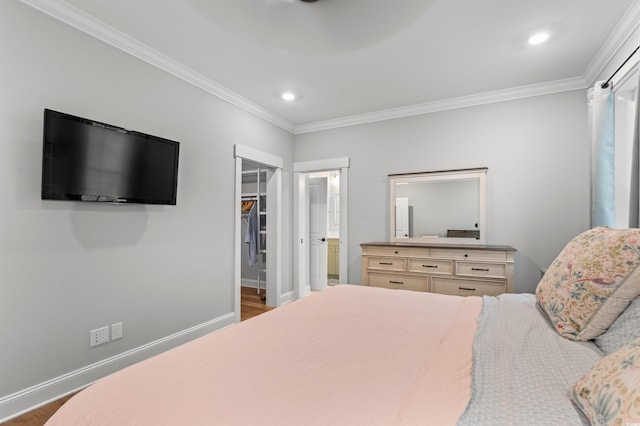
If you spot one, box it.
[389,168,487,244]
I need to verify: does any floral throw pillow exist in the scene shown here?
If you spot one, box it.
[536,227,640,340]
[571,338,640,425]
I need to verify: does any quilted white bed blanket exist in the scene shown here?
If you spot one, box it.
[458,294,602,425]
[46,285,481,425]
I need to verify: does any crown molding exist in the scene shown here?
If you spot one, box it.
[293,77,587,134]
[295,1,640,135]
[19,0,640,136]
[19,0,296,134]
[582,0,640,87]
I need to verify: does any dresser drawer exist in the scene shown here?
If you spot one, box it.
[368,273,428,292]
[430,248,506,262]
[407,258,452,274]
[363,246,429,258]
[367,257,406,271]
[362,242,515,294]
[431,277,506,297]
[456,262,506,279]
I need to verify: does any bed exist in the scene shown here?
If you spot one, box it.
[46,227,640,425]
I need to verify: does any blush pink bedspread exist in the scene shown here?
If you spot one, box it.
[46,285,481,425]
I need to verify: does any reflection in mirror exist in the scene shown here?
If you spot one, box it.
[395,179,479,237]
[389,168,487,244]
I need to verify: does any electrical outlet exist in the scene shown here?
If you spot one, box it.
[111,322,123,340]
[89,326,110,347]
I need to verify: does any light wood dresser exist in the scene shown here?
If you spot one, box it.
[361,242,516,296]
[327,238,340,277]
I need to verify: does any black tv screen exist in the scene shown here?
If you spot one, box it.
[41,109,179,205]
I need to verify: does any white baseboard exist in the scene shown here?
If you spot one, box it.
[244,280,296,306]
[280,290,296,305]
[299,284,311,299]
[0,312,236,423]
[241,278,259,288]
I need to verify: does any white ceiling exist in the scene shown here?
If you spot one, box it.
[22,0,639,133]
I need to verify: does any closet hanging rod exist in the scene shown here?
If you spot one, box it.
[601,45,640,89]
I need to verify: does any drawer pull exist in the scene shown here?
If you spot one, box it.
[459,287,476,291]
[389,280,404,285]
[422,264,438,268]
[471,268,490,272]
[378,262,394,265]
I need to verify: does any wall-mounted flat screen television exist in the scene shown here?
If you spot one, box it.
[41,109,180,205]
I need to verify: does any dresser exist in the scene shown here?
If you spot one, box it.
[361,242,516,296]
[327,238,340,278]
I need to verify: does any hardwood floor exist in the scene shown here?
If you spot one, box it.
[1,394,75,426]
[240,285,272,321]
[2,287,273,426]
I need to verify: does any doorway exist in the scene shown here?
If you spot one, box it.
[234,145,283,323]
[293,158,350,298]
[308,170,342,290]
[240,161,272,300]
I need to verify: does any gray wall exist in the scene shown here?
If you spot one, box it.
[0,0,293,401]
[294,90,591,293]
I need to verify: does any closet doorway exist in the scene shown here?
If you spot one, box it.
[234,145,283,323]
[293,158,350,298]
[240,163,271,300]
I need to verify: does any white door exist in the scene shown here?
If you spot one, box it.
[395,197,409,238]
[309,177,328,291]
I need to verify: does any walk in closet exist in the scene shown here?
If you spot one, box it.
[241,166,268,299]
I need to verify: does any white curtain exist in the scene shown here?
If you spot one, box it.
[588,81,615,227]
[629,72,640,228]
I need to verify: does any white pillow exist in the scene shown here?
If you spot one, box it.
[595,296,640,355]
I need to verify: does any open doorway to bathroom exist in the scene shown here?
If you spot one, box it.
[308,170,341,288]
[293,157,350,299]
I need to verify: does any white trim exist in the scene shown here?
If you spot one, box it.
[233,156,243,323]
[338,167,349,283]
[294,78,586,134]
[265,168,283,307]
[234,145,284,169]
[241,278,260,288]
[19,0,295,133]
[19,0,640,135]
[583,1,640,87]
[293,173,310,298]
[234,145,284,310]
[293,157,350,172]
[293,158,350,293]
[0,314,235,423]
[613,62,640,90]
[279,290,297,305]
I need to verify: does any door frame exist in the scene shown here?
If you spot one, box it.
[309,176,329,291]
[293,157,350,298]
[234,145,283,322]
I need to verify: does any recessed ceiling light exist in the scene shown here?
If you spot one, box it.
[281,91,296,101]
[528,32,549,46]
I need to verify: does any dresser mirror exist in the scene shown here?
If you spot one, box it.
[389,168,487,244]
